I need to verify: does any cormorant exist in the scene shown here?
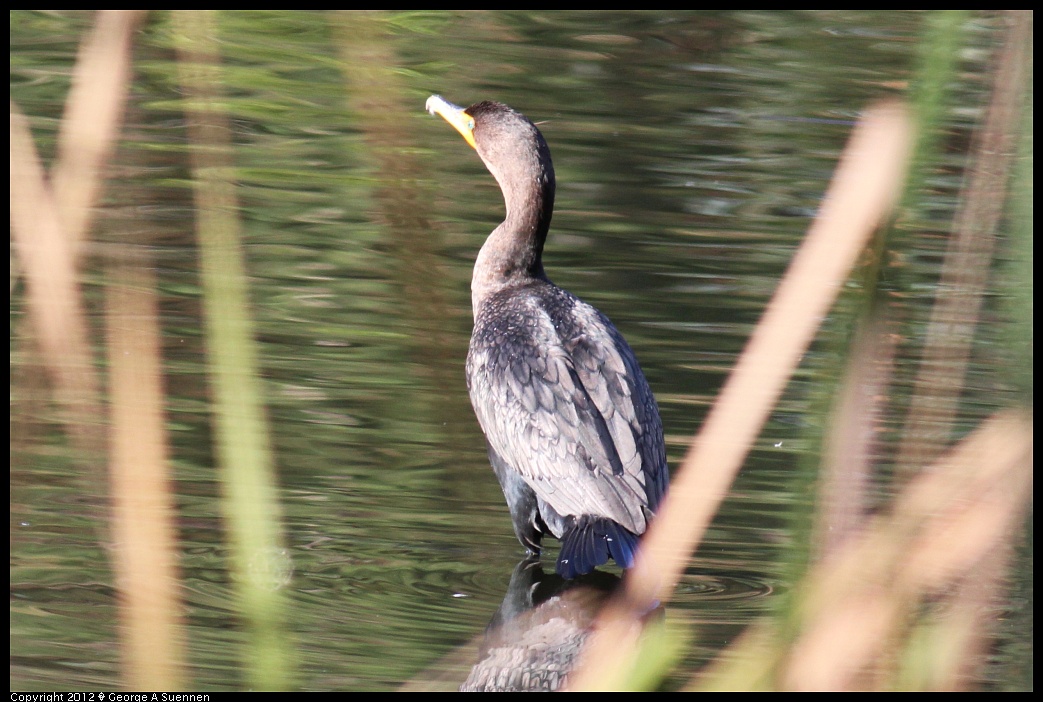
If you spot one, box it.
[426,95,668,578]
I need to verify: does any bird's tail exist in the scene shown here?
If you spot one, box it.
[556,516,639,579]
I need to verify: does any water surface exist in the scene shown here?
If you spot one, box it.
[10,10,1028,691]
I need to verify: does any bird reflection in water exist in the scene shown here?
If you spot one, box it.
[461,557,624,692]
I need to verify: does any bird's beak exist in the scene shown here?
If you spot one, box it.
[426,95,477,150]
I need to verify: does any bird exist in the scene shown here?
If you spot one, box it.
[426,95,668,579]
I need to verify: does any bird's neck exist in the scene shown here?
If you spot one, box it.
[471,167,555,316]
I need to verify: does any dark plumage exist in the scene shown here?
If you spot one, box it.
[426,96,668,578]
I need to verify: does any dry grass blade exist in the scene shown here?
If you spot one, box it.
[783,411,1032,690]
[51,10,147,249]
[10,104,100,442]
[692,412,1032,692]
[12,9,184,690]
[105,252,187,690]
[566,101,913,691]
[895,10,1033,475]
[815,315,898,558]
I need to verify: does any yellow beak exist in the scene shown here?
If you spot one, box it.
[426,95,477,150]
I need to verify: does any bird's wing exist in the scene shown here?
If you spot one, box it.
[467,295,664,533]
[565,302,668,514]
